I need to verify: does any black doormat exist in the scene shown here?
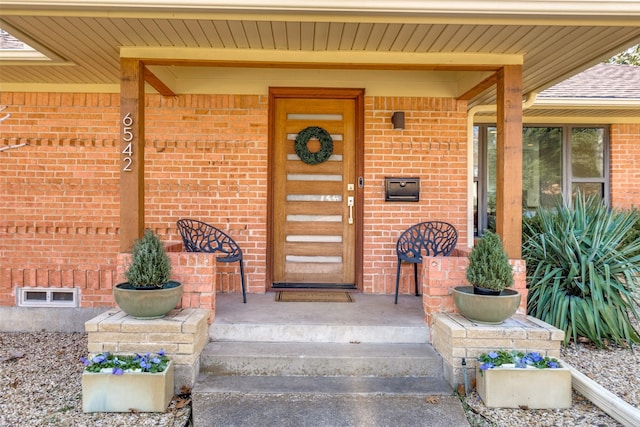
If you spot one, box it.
[272,282,357,289]
[275,291,354,303]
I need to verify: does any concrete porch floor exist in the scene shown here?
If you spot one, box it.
[214,292,427,327]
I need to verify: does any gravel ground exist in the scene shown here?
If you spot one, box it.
[463,341,639,427]
[0,331,638,427]
[463,310,640,427]
[0,332,190,427]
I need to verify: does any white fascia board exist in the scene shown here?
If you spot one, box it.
[4,0,640,17]
[532,98,640,108]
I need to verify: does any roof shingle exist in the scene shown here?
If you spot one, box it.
[540,63,640,99]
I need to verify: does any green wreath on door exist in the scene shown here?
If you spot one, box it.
[295,126,333,165]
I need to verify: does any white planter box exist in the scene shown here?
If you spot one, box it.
[82,361,174,412]
[476,365,572,409]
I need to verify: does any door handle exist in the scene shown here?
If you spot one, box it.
[347,196,354,224]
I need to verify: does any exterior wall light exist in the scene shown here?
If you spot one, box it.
[391,111,405,129]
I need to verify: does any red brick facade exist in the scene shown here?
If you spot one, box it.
[1,91,637,316]
[610,124,640,209]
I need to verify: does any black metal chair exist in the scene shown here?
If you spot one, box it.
[395,221,458,304]
[176,219,246,303]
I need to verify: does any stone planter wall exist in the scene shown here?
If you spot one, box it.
[85,308,209,394]
[431,312,565,389]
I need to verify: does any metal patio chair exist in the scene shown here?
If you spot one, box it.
[395,221,458,304]
[177,218,246,303]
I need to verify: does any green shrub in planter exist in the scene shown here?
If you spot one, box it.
[466,231,514,292]
[115,230,182,319]
[524,193,640,347]
[125,230,172,288]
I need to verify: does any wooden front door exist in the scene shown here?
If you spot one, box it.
[269,88,363,289]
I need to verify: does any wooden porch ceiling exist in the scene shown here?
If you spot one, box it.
[2,3,640,105]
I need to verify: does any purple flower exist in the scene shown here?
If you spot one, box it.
[157,349,165,357]
[92,354,107,364]
[529,352,543,362]
[488,351,499,359]
[480,362,494,371]
[81,350,167,375]
[547,361,559,369]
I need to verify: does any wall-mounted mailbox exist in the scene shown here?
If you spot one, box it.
[385,177,420,202]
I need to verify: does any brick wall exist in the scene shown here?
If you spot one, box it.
[610,124,640,209]
[142,94,268,297]
[11,91,629,310]
[0,93,268,308]
[0,93,121,307]
[363,97,468,294]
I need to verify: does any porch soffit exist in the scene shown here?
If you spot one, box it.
[5,1,640,19]
[2,2,640,105]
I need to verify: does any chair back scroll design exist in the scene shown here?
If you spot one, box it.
[177,218,246,303]
[395,221,458,304]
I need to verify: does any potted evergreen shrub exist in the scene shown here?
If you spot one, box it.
[113,230,183,319]
[452,231,520,324]
[466,231,514,295]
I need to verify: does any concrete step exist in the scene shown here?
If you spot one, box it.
[193,295,469,426]
[192,376,462,427]
[192,392,467,427]
[194,374,453,396]
[209,322,430,343]
[200,341,443,377]
[193,340,459,425]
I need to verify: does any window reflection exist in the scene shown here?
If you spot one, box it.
[524,127,563,211]
[476,125,607,236]
[571,128,604,178]
[572,183,604,200]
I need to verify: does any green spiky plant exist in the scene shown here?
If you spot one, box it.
[466,231,514,291]
[524,193,640,347]
[125,230,172,288]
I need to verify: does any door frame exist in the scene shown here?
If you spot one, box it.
[267,87,365,291]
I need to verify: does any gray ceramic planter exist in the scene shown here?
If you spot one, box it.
[452,285,520,324]
[113,281,183,319]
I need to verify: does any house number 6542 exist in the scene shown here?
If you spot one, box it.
[121,112,134,171]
